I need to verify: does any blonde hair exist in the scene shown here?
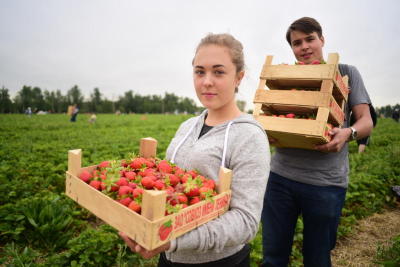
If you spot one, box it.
[193,33,244,93]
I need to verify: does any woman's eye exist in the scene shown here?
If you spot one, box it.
[215,70,225,75]
[194,70,204,75]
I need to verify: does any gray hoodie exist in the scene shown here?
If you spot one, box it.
[165,111,270,264]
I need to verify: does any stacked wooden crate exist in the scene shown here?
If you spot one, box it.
[253,53,349,150]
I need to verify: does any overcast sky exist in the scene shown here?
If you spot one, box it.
[1,0,399,109]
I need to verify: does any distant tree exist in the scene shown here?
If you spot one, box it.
[31,87,45,111]
[0,87,13,113]
[90,87,103,112]
[163,93,179,113]
[14,85,33,113]
[67,85,84,106]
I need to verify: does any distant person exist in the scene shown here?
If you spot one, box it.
[350,104,377,153]
[25,107,32,116]
[392,109,399,122]
[88,113,97,124]
[70,105,79,122]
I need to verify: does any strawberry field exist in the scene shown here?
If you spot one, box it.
[1,114,399,266]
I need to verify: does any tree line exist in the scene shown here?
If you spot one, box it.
[0,85,201,114]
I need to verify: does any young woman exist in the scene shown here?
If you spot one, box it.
[120,33,270,267]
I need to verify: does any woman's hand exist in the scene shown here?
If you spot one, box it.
[119,232,171,259]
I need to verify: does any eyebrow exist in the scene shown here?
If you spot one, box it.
[194,64,225,69]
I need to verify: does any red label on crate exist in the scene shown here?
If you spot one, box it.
[335,73,349,95]
[172,193,231,232]
[329,99,344,123]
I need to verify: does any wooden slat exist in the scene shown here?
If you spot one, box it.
[141,190,167,221]
[139,137,157,158]
[68,149,82,177]
[261,64,336,81]
[217,167,232,194]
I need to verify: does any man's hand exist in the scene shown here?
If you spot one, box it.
[119,232,170,259]
[315,127,351,153]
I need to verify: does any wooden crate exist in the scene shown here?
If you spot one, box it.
[255,110,332,150]
[254,89,345,126]
[258,53,349,107]
[65,138,232,250]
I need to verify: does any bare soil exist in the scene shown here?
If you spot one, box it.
[331,207,400,267]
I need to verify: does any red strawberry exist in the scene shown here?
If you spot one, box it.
[158,160,172,173]
[130,158,146,170]
[154,180,165,190]
[128,182,137,189]
[124,171,136,181]
[278,115,286,118]
[285,113,295,118]
[89,180,102,190]
[177,194,188,204]
[98,161,110,169]
[173,166,185,177]
[311,60,321,64]
[204,179,215,190]
[158,220,173,241]
[128,200,141,213]
[166,174,180,186]
[118,185,133,197]
[180,173,191,184]
[79,170,92,183]
[141,176,155,189]
[187,170,198,178]
[132,187,144,198]
[297,61,305,65]
[199,186,213,200]
[189,196,200,205]
[119,197,133,207]
[185,186,200,197]
[116,178,129,187]
[145,159,155,168]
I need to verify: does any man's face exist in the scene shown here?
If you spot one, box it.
[290,30,324,64]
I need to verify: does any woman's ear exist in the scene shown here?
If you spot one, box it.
[236,70,245,87]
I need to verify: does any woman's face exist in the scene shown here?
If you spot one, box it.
[192,44,244,112]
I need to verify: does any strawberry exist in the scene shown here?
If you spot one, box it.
[154,180,165,190]
[180,173,191,184]
[130,158,146,170]
[199,186,213,200]
[124,171,136,181]
[118,185,133,197]
[187,170,199,178]
[89,180,102,190]
[119,197,133,207]
[158,160,172,173]
[79,170,92,183]
[296,61,305,65]
[204,179,215,190]
[158,220,173,241]
[116,178,129,187]
[132,187,144,198]
[145,158,155,168]
[141,176,155,189]
[128,182,137,189]
[98,161,110,169]
[173,166,185,177]
[166,174,180,187]
[185,186,200,197]
[278,115,286,118]
[285,113,295,119]
[311,60,321,64]
[189,196,200,205]
[128,200,141,213]
[177,193,188,204]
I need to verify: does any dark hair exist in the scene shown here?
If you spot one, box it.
[286,17,323,45]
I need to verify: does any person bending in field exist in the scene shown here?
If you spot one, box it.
[261,17,373,267]
[120,33,271,267]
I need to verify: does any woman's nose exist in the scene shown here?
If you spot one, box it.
[203,73,213,87]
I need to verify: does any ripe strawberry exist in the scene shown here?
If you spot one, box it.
[154,180,165,190]
[119,197,133,207]
[130,158,146,170]
[177,194,188,204]
[189,196,200,205]
[296,61,305,65]
[141,176,155,189]
[124,171,136,181]
[158,160,172,173]
[89,180,102,190]
[128,200,141,213]
[98,161,110,169]
[285,113,295,118]
[118,185,133,197]
[311,60,321,64]
[180,173,191,184]
[204,179,215,190]
[132,187,144,198]
[145,158,155,168]
[128,182,137,189]
[199,186,213,200]
[278,115,286,118]
[79,170,92,183]
[185,186,200,197]
[173,166,185,177]
[116,178,129,187]
[167,195,178,206]
[166,174,180,186]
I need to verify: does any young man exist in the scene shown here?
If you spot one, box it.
[261,17,373,267]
